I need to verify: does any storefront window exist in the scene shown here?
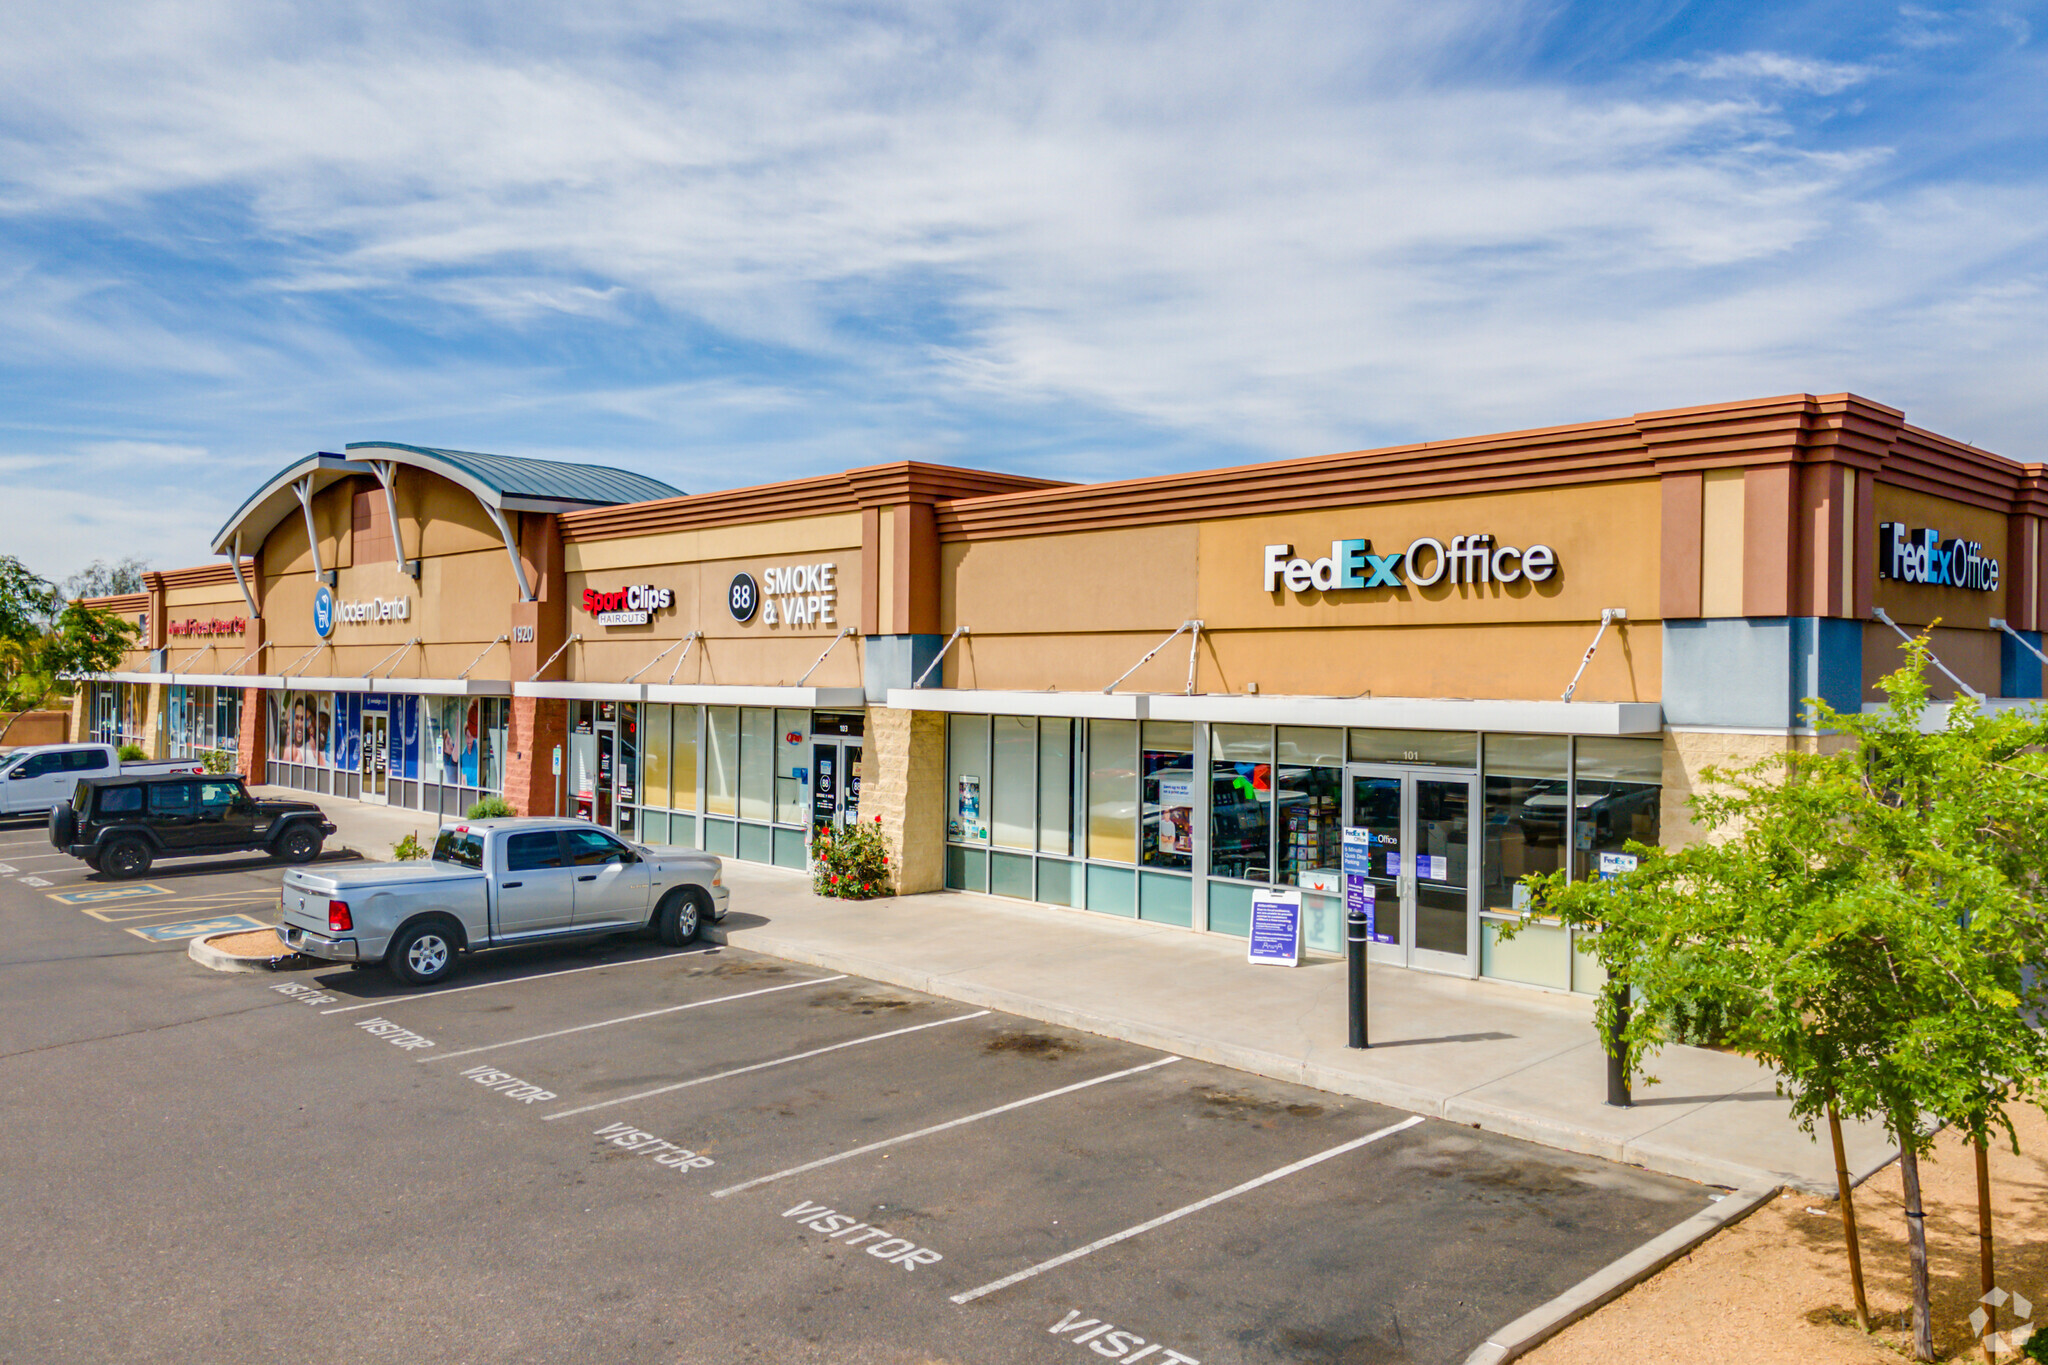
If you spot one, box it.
[738,707,773,822]
[1139,721,1194,871]
[774,709,808,824]
[1277,727,1342,889]
[1037,719,1075,856]
[991,716,1036,850]
[947,714,989,843]
[569,701,598,818]
[615,703,638,837]
[643,704,671,809]
[1572,738,1662,880]
[705,707,738,816]
[1209,724,1271,882]
[1350,728,1477,767]
[1480,735,1570,990]
[1086,719,1137,864]
[670,705,699,811]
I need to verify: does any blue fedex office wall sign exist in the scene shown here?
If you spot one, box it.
[1247,889,1302,967]
[313,584,335,638]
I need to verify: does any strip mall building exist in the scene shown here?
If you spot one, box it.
[76,393,2048,994]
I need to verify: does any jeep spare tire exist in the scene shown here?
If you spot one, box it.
[48,803,76,851]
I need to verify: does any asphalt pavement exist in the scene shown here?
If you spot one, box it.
[0,814,1717,1364]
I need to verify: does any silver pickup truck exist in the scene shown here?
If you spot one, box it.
[276,817,729,985]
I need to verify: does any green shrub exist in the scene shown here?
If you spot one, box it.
[466,795,517,819]
[116,743,147,762]
[812,815,891,899]
[201,748,234,775]
[393,831,429,861]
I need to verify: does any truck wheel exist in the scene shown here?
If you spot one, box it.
[655,889,707,946]
[388,920,460,986]
[103,838,152,880]
[276,825,323,864]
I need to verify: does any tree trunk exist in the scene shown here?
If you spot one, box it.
[1897,1127,1935,1362]
[1976,1131,1995,1364]
[1828,1100,1871,1332]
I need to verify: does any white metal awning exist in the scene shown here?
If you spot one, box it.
[93,671,508,697]
[515,682,869,709]
[886,688,1663,735]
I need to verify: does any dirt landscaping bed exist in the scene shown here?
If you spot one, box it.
[1531,1105,2048,1364]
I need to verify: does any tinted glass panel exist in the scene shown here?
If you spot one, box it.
[69,750,109,771]
[504,831,565,871]
[568,828,630,866]
[147,783,195,814]
[432,830,485,868]
[99,786,143,814]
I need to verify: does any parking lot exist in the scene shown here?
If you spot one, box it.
[0,816,1714,1364]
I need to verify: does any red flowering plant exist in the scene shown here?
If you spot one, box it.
[811,814,892,900]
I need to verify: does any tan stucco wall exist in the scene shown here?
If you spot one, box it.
[940,481,1662,702]
[564,514,866,688]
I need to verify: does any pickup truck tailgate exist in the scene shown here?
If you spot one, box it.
[279,862,483,934]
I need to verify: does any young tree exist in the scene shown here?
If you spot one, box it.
[0,556,139,742]
[1514,643,2048,1361]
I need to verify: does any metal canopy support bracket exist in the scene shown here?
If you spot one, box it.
[1874,607,1987,702]
[665,632,704,685]
[1562,609,1626,703]
[1104,620,1202,695]
[481,501,535,603]
[1990,617,2048,669]
[292,477,336,587]
[797,628,859,687]
[372,461,421,579]
[912,626,969,689]
[529,634,580,682]
[279,642,325,678]
[365,636,420,679]
[227,532,260,620]
[626,632,699,685]
[221,641,265,676]
[457,635,509,681]
[167,645,211,676]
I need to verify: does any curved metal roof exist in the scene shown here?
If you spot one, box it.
[210,443,684,554]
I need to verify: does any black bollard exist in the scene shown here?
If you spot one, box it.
[1604,981,1631,1107]
[1347,906,1370,1049]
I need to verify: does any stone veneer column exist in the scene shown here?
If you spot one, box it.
[507,695,567,817]
[68,689,89,743]
[1659,728,1836,847]
[865,705,945,894]
[237,686,268,780]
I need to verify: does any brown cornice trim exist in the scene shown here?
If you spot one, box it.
[144,560,255,591]
[558,461,1065,542]
[937,393,2040,542]
[77,592,150,613]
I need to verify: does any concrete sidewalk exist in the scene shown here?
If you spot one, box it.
[283,788,1893,1194]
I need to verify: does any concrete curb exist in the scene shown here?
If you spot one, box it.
[702,921,1843,1192]
[1461,1181,1779,1365]
[188,929,305,974]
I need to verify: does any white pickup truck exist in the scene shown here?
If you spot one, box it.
[0,743,205,818]
[275,817,730,985]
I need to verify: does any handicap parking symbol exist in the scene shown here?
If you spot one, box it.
[126,914,272,943]
[48,883,172,905]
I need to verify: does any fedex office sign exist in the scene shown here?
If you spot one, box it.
[1263,535,1557,594]
[1878,523,1999,592]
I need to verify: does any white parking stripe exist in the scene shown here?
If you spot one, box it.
[712,1056,1182,1199]
[948,1114,1425,1305]
[423,975,849,1062]
[544,1010,994,1122]
[321,947,720,1013]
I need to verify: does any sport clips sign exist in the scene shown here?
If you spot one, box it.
[1878,523,1999,592]
[1263,533,1557,593]
[582,584,674,627]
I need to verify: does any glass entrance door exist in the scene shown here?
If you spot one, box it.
[1347,766,1477,974]
[361,713,389,805]
[808,740,865,848]
[594,724,616,829]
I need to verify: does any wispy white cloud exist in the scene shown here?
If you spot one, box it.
[0,0,2044,581]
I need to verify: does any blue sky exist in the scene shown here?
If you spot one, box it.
[2,0,2044,579]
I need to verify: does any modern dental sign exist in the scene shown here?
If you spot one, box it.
[1263,534,1558,593]
[1878,523,1999,592]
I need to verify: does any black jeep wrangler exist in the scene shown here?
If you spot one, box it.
[51,773,336,879]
